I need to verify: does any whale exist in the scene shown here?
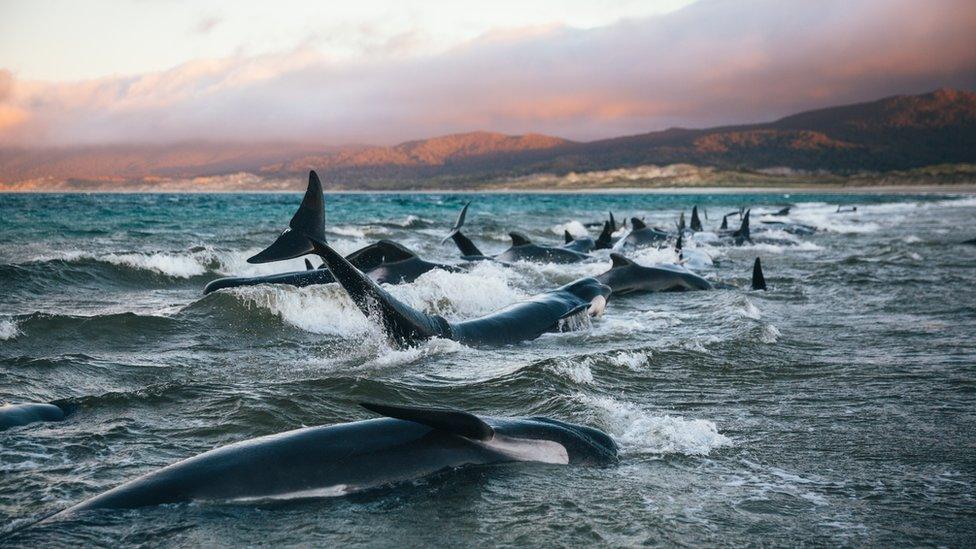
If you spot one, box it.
[561,230,595,253]
[596,254,767,295]
[594,215,624,250]
[251,172,611,347]
[0,402,66,430]
[443,203,590,264]
[53,402,617,514]
[207,173,462,295]
[758,220,817,235]
[621,218,671,248]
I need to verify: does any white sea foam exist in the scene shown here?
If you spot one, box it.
[583,395,732,455]
[231,285,371,336]
[551,220,590,238]
[0,319,20,341]
[364,338,467,368]
[758,323,781,343]
[609,351,649,370]
[387,263,523,320]
[547,357,595,384]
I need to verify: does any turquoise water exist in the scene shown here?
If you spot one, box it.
[2,191,975,546]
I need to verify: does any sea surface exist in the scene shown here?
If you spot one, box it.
[1,191,974,547]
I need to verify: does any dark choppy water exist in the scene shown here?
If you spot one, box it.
[1,191,975,547]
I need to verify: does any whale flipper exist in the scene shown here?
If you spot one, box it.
[442,202,485,257]
[360,402,494,441]
[691,206,703,232]
[752,257,767,290]
[304,258,314,271]
[343,240,419,272]
[510,232,532,247]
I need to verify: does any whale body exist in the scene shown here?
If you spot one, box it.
[59,403,617,513]
[0,402,65,430]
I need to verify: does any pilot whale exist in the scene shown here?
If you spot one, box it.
[250,172,611,347]
[443,203,590,264]
[54,402,617,514]
[596,254,767,295]
[205,173,462,295]
[621,218,671,248]
[0,402,67,430]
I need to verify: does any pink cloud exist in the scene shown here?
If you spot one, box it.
[1,0,974,147]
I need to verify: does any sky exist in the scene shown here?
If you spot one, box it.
[0,0,974,147]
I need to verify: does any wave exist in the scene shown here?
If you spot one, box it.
[582,395,732,456]
[0,318,20,340]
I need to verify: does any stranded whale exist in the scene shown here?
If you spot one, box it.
[250,172,611,347]
[596,254,767,295]
[56,402,617,513]
[443,203,591,264]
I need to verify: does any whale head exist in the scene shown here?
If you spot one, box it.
[491,417,619,466]
[560,277,612,317]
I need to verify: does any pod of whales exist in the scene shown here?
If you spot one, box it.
[249,172,611,347]
[444,203,591,263]
[54,402,616,515]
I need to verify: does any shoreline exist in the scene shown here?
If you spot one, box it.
[2,184,976,195]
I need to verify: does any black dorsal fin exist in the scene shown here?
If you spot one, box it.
[721,215,728,230]
[609,211,617,232]
[564,230,573,244]
[752,257,767,290]
[304,258,314,271]
[610,253,635,268]
[360,402,494,441]
[631,217,647,230]
[675,233,683,252]
[691,206,703,232]
[510,232,532,247]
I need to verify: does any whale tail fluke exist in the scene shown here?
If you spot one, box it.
[248,171,325,264]
[751,257,767,290]
[360,402,494,440]
[691,206,703,232]
[442,202,485,257]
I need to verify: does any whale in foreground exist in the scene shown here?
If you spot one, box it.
[251,172,611,347]
[56,402,617,514]
[0,402,66,430]
[443,203,591,264]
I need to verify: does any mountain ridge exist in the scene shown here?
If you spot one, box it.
[1,88,974,188]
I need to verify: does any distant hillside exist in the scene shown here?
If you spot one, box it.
[1,89,974,189]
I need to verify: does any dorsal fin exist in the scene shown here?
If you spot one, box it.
[677,212,686,232]
[631,217,647,230]
[720,215,728,230]
[510,232,532,247]
[675,233,683,252]
[609,212,617,232]
[360,402,494,441]
[610,253,635,268]
[752,257,767,290]
[304,258,314,271]
[691,206,703,232]
[564,230,573,244]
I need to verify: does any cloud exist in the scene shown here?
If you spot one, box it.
[193,15,222,35]
[2,0,974,147]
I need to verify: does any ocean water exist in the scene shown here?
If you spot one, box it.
[1,191,975,547]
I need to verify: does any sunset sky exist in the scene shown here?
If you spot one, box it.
[1,0,974,147]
